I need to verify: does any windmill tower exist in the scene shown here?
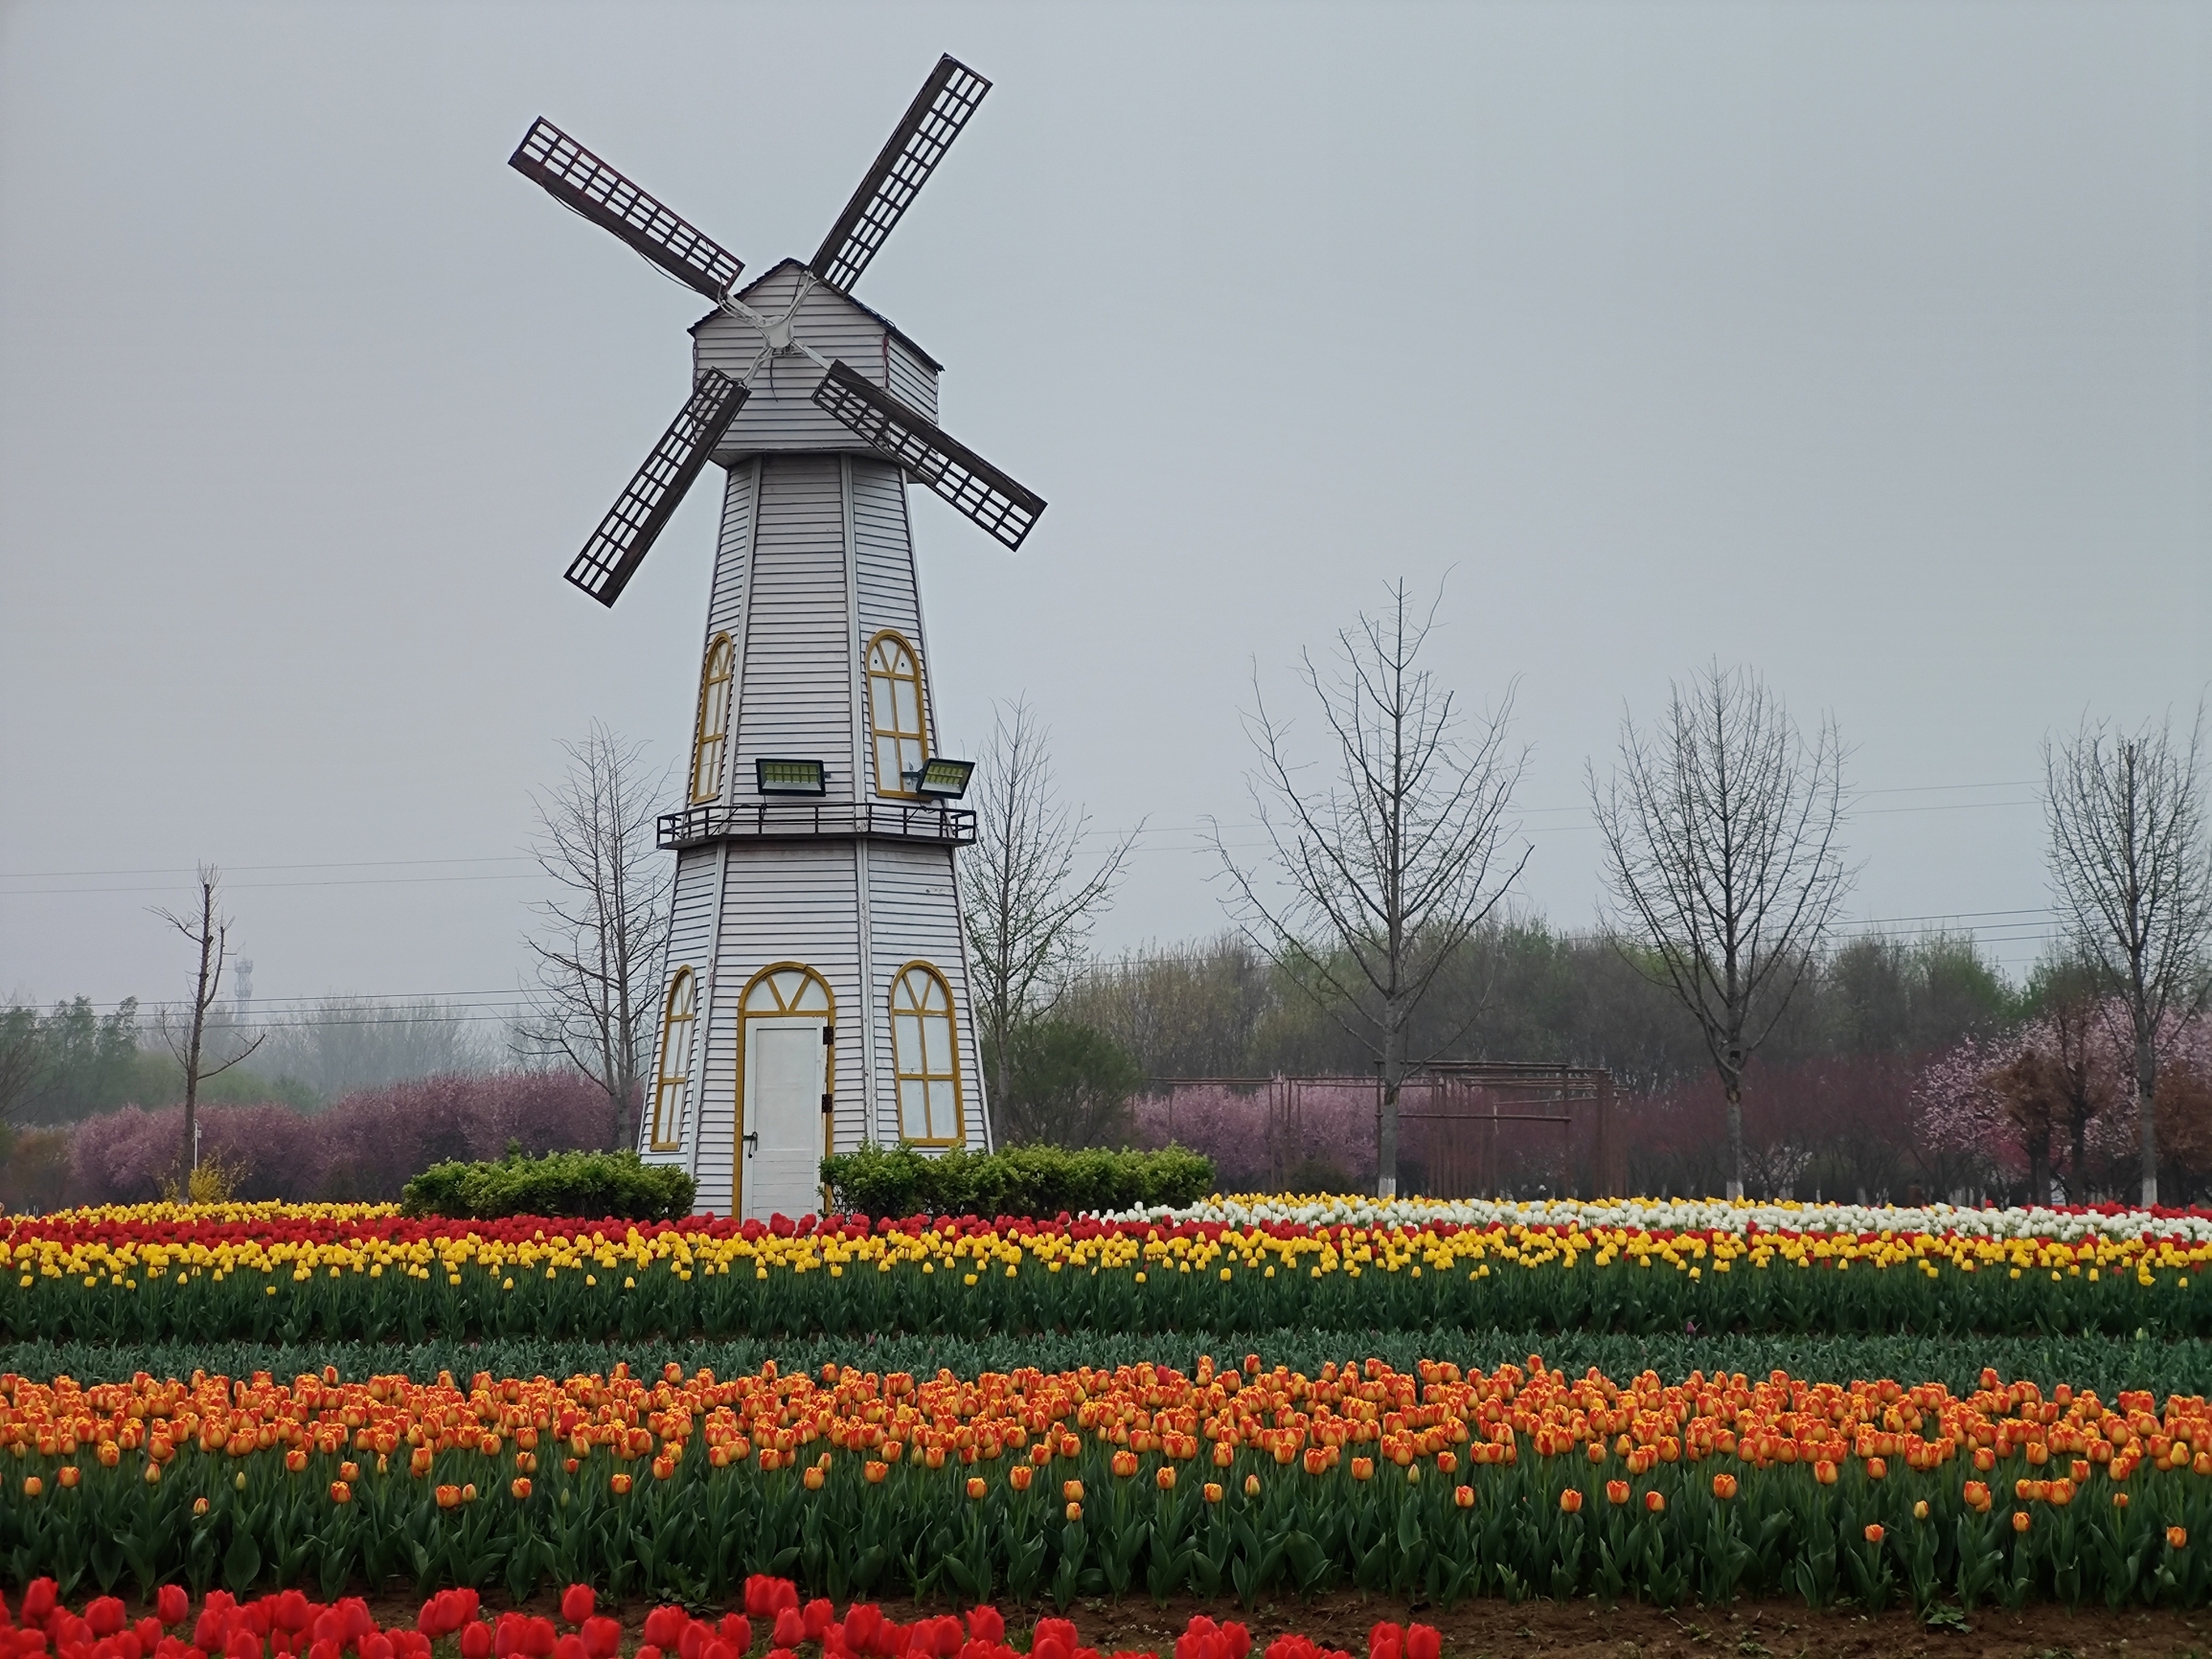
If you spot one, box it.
[511,57,1041,1219]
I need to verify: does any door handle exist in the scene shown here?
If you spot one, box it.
[743,1132,760,1154]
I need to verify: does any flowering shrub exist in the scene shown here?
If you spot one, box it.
[8,1202,2212,1343]
[57,1073,619,1206]
[1,1362,2209,1610]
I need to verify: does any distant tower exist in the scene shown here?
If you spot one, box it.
[510,58,1043,1218]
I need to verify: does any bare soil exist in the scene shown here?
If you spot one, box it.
[323,1591,2212,1659]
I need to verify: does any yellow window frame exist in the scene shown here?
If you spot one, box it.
[649,966,696,1151]
[888,961,965,1147]
[865,629,927,799]
[690,633,735,805]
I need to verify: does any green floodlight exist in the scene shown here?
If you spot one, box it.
[906,757,975,800]
[756,758,828,797]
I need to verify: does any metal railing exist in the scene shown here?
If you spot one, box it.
[658,801,978,851]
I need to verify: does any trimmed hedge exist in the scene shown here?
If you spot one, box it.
[818,1142,1214,1218]
[399,1148,695,1221]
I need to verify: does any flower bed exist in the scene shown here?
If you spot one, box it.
[8,1204,2212,1345]
[0,1579,1367,1659]
[2,1358,2211,1610]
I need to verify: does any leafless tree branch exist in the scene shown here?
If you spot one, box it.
[513,722,674,1149]
[148,864,264,1177]
[2045,702,2212,1204]
[962,697,1140,1131]
[1586,662,1854,1199]
[1211,579,1529,1196]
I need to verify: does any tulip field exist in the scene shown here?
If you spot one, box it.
[7,1199,2212,1346]
[0,1579,1373,1659]
[10,1198,2212,1625]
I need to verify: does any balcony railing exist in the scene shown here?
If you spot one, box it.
[658,801,978,851]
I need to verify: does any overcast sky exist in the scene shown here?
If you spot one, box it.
[3,0,2207,1034]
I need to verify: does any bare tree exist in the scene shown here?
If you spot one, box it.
[1588,664,1852,1200]
[516,723,673,1148]
[2045,707,2212,1205]
[151,866,265,1174]
[1213,580,1528,1198]
[962,698,1138,1125]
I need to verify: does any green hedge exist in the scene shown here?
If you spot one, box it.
[819,1142,1214,1218]
[399,1148,695,1221]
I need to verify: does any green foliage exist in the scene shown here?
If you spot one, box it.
[988,1018,1149,1148]
[399,1148,695,1220]
[17,1327,2212,1399]
[819,1142,1213,1218]
[2,997,144,1126]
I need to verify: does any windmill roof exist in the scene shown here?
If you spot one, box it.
[690,258,946,375]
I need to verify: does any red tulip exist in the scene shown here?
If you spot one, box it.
[559,1588,595,1630]
[157,1588,191,1628]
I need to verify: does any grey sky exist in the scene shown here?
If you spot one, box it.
[3,0,2207,1032]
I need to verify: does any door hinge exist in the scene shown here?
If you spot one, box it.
[821,1092,833,1114]
[823,1024,835,1045]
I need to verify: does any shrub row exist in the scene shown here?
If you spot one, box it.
[819,1144,1214,1218]
[399,1150,695,1222]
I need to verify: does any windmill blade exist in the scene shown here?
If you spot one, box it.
[566,370,750,605]
[511,118,743,302]
[812,360,1042,551]
[810,57,992,294]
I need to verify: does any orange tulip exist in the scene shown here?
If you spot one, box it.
[22,1477,41,1498]
[56,1466,79,1489]
[804,1466,826,1491]
[1863,1523,1884,1545]
[1913,1500,1929,1520]
[1864,1458,1886,1481]
[1243,1473,1261,1498]
[1065,1501,1083,1522]
[1011,1465,1034,1491]
[1156,1466,1176,1491]
[1453,1484,1475,1509]
[330,1480,353,1504]
[2012,1510,2032,1534]
[1560,1488,1584,1513]
[510,1477,531,1500]
[967,1476,987,1500]
[864,1461,888,1484]
[1644,1490,1665,1513]
[2171,1527,2189,1550]
[1606,1480,1630,1506]
[1352,1458,1375,1482]
[1711,1472,1738,1500]
[1203,1481,1223,1503]
[609,1472,632,1496]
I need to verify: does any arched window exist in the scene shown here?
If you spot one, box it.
[866,630,927,798]
[690,633,735,804]
[889,963,964,1145]
[649,967,696,1150]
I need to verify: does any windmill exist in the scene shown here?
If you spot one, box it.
[512,56,1039,1219]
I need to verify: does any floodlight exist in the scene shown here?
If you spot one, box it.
[757,758,828,797]
[905,757,974,799]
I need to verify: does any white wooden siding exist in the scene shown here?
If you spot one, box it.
[706,464,756,642]
[852,460,924,661]
[884,337,939,423]
[864,840,988,1151]
[686,843,864,1216]
[734,456,857,805]
[696,261,943,460]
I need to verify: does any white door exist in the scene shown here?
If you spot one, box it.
[742,1016,826,1221]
